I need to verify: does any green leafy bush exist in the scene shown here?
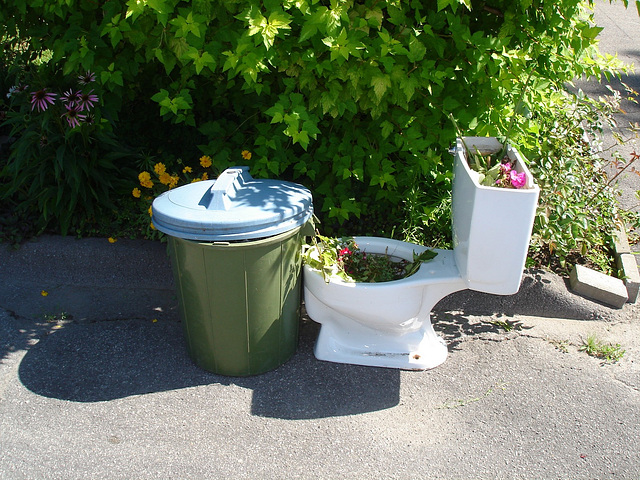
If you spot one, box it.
[523,87,640,273]
[1,0,637,264]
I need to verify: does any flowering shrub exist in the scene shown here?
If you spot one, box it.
[304,235,437,283]
[1,71,135,235]
[2,0,639,274]
[8,70,99,127]
[133,152,251,231]
[526,89,640,273]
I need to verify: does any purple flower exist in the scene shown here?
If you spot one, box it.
[62,104,86,128]
[77,90,99,111]
[510,170,527,189]
[77,71,96,85]
[30,88,57,112]
[61,89,82,107]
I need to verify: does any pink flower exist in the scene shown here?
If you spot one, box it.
[77,71,96,85]
[30,89,57,112]
[7,85,28,98]
[499,162,511,174]
[510,170,527,189]
[61,104,86,128]
[77,90,99,111]
[61,89,82,107]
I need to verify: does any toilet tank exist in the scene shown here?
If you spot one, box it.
[452,137,540,295]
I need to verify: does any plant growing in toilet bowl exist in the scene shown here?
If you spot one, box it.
[303,108,540,370]
[302,144,540,371]
[302,234,459,371]
[303,234,438,283]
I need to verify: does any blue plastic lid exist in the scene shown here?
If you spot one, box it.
[151,166,313,241]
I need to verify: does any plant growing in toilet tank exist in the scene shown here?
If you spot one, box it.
[304,235,437,283]
[449,71,535,190]
[450,113,532,190]
[462,140,528,189]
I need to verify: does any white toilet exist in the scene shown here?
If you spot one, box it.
[303,137,540,370]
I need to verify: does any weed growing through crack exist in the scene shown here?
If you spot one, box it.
[549,339,570,353]
[487,318,531,332]
[579,333,625,363]
[43,312,70,323]
[437,381,509,409]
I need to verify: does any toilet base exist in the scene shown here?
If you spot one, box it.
[313,321,448,371]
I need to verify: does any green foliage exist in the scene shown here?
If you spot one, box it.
[579,333,625,363]
[1,71,137,235]
[1,0,637,265]
[522,88,639,272]
[303,234,437,283]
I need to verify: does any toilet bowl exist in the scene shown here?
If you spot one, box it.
[303,237,466,370]
[303,137,540,370]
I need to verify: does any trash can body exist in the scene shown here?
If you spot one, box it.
[152,166,313,376]
[168,227,305,376]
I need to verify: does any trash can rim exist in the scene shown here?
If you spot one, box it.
[151,167,313,241]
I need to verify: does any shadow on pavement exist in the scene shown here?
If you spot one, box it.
[432,310,533,350]
[17,317,401,419]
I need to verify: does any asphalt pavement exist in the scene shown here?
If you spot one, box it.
[1,1,640,478]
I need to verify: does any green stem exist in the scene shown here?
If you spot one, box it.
[497,69,535,159]
[448,113,481,170]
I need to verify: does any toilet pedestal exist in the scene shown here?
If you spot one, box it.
[314,316,448,370]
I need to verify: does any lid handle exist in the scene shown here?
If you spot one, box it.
[205,166,252,211]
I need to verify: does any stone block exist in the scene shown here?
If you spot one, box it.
[612,226,632,255]
[616,253,640,303]
[569,264,628,309]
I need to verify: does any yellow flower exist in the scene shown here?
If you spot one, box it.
[108,237,117,243]
[150,222,156,230]
[201,172,209,181]
[154,163,166,175]
[241,150,252,160]
[132,188,141,198]
[200,155,212,168]
[169,175,179,188]
[148,205,153,217]
[41,290,49,297]
[191,177,201,183]
[139,171,154,188]
[158,172,172,185]
[183,166,192,173]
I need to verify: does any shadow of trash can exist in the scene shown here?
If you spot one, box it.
[152,166,313,376]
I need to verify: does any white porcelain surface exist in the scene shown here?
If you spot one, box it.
[303,237,466,370]
[452,137,540,295]
[304,138,540,369]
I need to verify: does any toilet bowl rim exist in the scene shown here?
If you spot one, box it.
[303,236,461,288]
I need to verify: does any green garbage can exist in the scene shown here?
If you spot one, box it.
[152,167,313,376]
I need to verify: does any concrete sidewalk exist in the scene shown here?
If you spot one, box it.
[2,1,640,478]
[1,233,639,479]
